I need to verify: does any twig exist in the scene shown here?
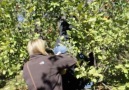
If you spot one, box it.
[102,83,112,90]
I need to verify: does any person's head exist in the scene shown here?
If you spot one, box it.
[27,39,48,56]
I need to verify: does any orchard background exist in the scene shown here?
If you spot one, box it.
[0,0,129,90]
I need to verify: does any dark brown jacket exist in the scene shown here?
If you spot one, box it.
[23,54,76,90]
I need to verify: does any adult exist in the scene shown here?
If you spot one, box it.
[23,39,77,90]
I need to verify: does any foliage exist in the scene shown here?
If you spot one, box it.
[0,0,58,88]
[64,0,129,89]
[0,71,27,90]
[0,0,129,89]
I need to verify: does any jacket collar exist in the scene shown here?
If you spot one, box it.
[29,54,46,60]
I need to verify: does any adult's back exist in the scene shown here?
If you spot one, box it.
[23,39,76,90]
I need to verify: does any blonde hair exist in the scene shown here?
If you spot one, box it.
[27,39,48,56]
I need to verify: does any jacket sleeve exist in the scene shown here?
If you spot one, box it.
[55,54,77,70]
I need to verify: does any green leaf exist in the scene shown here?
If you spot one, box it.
[118,86,126,90]
[92,79,97,83]
[126,83,129,87]
[3,70,6,75]
[88,17,96,22]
